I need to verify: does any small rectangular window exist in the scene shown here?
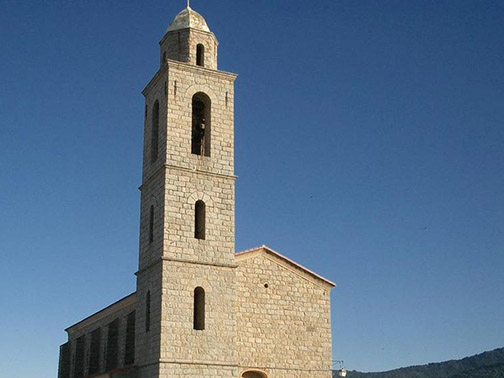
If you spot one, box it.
[196,44,205,67]
[105,319,119,371]
[146,291,151,332]
[151,100,160,163]
[124,311,136,365]
[88,328,101,375]
[149,205,154,244]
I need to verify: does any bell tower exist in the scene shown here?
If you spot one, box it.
[135,5,238,378]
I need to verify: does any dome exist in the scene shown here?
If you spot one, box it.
[166,6,210,33]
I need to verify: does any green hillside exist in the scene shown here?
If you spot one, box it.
[337,347,504,378]
[447,363,504,378]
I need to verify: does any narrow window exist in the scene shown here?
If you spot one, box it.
[151,100,159,163]
[105,319,119,371]
[177,32,181,57]
[162,51,167,66]
[191,93,211,156]
[149,205,154,244]
[196,44,205,66]
[124,311,135,366]
[194,200,206,240]
[73,336,85,378]
[88,328,101,375]
[193,287,205,330]
[145,291,151,332]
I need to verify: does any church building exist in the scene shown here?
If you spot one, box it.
[58,5,335,378]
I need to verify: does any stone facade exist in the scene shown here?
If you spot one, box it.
[58,6,334,378]
[236,247,333,377]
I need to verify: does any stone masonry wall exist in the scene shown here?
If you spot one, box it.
[235,250,334,378]
[140,59,236,270]
[159,260,238,366]
[160,29,218,70]
[138,170,165,271]
[162,169,235,265]
[141,66,167,185]
[164,60,236,176]
[159,362,237,377]
[134,263,162,370]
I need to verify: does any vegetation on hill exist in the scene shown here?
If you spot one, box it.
[447,363,504,378]
[336,347,504,378]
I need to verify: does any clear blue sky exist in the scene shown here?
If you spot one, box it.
[1,1,503,377]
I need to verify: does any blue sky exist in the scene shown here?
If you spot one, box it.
[1,1,503,377]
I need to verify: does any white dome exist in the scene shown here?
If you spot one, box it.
[167,7,210,33]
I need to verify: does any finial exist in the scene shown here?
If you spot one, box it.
[187,0,190,9]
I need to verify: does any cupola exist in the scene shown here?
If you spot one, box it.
[159,5,219,69]
[166,7,210,33]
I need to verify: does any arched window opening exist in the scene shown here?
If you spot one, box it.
[191,93,211,157]
[196,44,205,67]
[145,291,151,332]
[242,371,267,378]
[149,205,154,244]
[193,287,205,330]
[194,200,206,240]
[151,100,159,163]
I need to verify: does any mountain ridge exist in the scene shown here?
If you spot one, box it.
[337,347,504,378]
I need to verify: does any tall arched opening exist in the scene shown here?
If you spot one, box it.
[191,92,211,156]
